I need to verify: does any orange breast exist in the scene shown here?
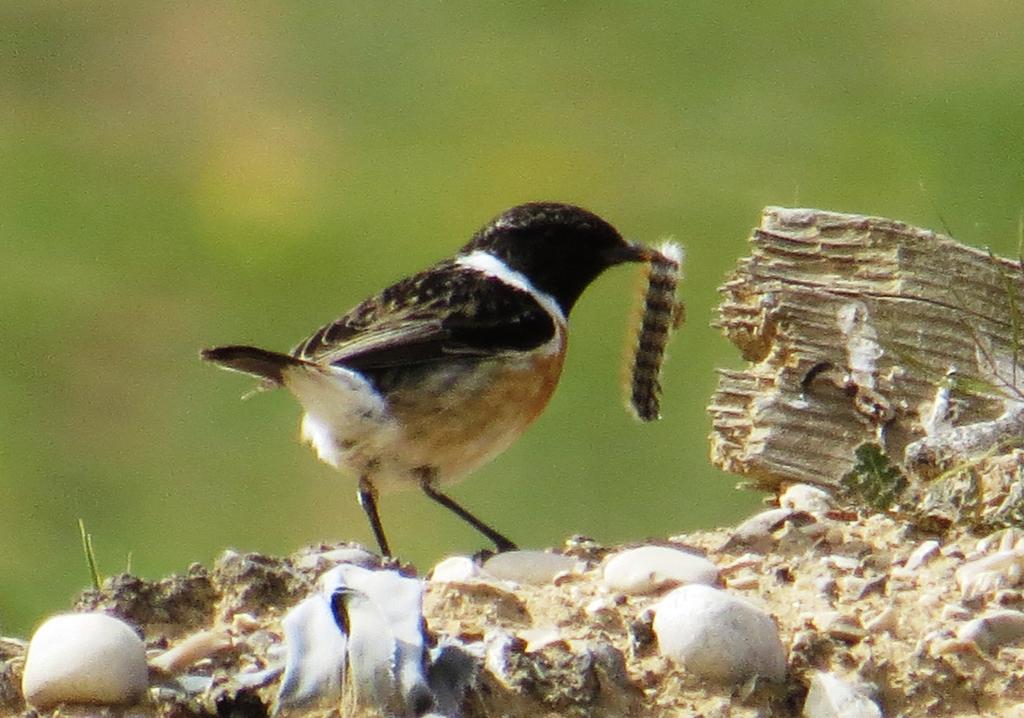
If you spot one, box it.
[385,343,567,484]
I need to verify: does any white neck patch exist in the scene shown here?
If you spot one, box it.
[455,250,567,326]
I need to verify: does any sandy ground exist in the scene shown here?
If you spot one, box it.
[4,483,1024,717]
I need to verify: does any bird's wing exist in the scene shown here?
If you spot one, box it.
[291,261,558,371]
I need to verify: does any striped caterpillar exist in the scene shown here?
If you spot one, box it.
[626,241,684,421]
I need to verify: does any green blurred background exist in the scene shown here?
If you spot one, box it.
[3,2,1024,636]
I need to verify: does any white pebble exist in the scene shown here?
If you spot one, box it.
[603,546,718,595]
[821,555,860,572]
[780,484,835,515]
[430,555,480,583]
[483,551,579,585]
[731,508,798,542]
[22,613,148,709]
[803,671,882,718]
[863,607,897,634]
[956,549,1024,600]
[956,610,1024,653]
[904,540,940,571]
[652,584,786,683]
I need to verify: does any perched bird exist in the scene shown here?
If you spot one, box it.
[202,202,654,556]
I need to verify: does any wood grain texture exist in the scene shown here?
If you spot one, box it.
[709,207,1024,489]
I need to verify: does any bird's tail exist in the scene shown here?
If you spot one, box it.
[200,345,306,388]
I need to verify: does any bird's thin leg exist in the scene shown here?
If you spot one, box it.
[417,468,518,552]
[357,477,391,557]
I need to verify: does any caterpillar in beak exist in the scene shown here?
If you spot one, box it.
[625,241,684,421]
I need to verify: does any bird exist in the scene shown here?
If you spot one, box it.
[201,202,655,557]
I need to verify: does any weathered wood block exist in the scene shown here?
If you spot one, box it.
[709,207,1024,489]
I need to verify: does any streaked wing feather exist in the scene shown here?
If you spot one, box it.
[305,320,449,369]
[291,261,557,371]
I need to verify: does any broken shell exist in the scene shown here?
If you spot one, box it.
[150,628,233,675]
[904,540,940,571]
[602,545,718,595]
[731,508,799,542]
[483,550,580,585]
[803,671,882,718]
[956,610,1024,653]
[814,612,866,644]
[780,484,835,515]
[430,556,480,583]
[652,584,786,683]
[22,612,148,709]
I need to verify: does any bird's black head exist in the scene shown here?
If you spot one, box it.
[461,202,651,314]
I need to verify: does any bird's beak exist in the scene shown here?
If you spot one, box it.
[606,241,656,265]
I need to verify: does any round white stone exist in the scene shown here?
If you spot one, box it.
[603,545,719,594]
[22,612,148,709]
[652,584,786,683]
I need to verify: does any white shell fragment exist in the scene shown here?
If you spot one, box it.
[483,550,580,585]
[780,484,835,515]
[904,540,940,572]
[803,671,882,718]
[956,610,1024,653]
[430,555,481,583]
[727,508,814,550]
[22,612,148,709]
[150,628,233,675]
[603,545,719,594]
[652,584,786,683]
